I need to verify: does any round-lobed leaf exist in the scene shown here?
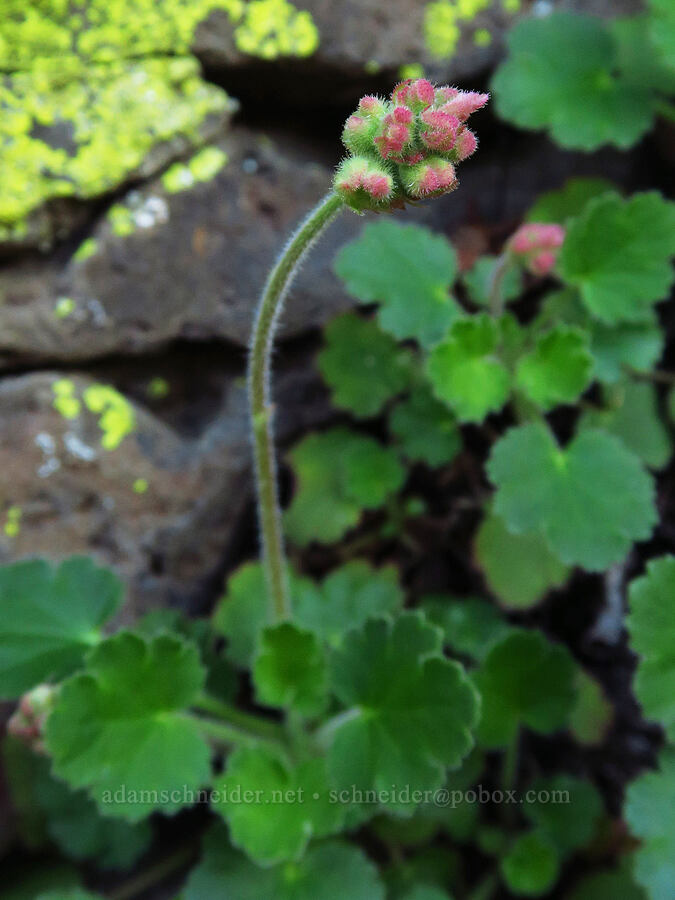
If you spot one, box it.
[334,221,460,347]
[317,312,413,418]
[473,630,577,748]
[475,511,570,610]
[389,387,462,467]
[487,422,656,571]
[627,555,675,740]
[426,314,511,423]
[558,192,675,325]
[45,632,210,822]
[184,827,386,900]
[501,831,560,897]
[285,428,406,546]
[0,557,122,699]
[515,325,593,411]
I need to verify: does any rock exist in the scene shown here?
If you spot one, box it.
[0,354,331,618]
[0,120,635,368]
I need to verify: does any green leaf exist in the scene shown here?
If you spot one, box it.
[399,888,453,900]
[515,326,593,411]
[285,428,405,546]
[568,861,647,900]
[213,747,343,865]
[580,382,672,470]
[589,318,664,384]
[462,256,522,308]
[500,831,560,897]
[491,13,656,150]
[389,386,462,467]
[294,561,403,648]
[253,623,327,716]
[558,192,675,325]
[568,669,613,747]
[526,178,619,224]
[3,865,82,900]
[213,561,320,669]
[473,630,577,748]
[625,748,675,900]
[523,775,603,856]
[426,315,511,423]
[421,596,512,661]
[647,0,675,66]
[475,511,570,610]
[317,313,413,417]
[7,745,151,869]
[327,612,479,802]
[488,422,656,571]
[45,632,210,822]
[0,557,122,699]
[184,827,386,900]
[334,222,460,347]
[612,13,675,92]
[37,892,102,900]
[627,556,675,740]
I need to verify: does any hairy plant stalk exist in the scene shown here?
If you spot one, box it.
[248,191,344,621]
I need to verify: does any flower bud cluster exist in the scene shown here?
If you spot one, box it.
[507,223,566,276]
[8,684,57,754]
[334,79,488,213]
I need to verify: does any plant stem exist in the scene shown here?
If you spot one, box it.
[193,693,286,743]
[466,871,498,900]
[488,252,511,317]
[248,191,344,622]
[108,842,197,900]
[502,729,520,793]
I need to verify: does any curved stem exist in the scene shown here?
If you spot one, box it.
[488,252,511,317]
[248,191,344,621]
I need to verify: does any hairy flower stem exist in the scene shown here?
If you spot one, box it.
[488,252,511,317]
[248,191,344,621]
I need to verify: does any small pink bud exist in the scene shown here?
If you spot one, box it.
[507,223,566,275]
[392,78,436,112]
[8,684,57,755]
[420,108,460,152]
[334,156,395,212]
[374,110,414,161]
[402,157,457,199]
[439,90,490,121]
[358,95,384,116]
[455,127,478,161]
[434,86,460,104]
[393,105,413,124]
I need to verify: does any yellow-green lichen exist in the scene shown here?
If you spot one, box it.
[502,0,521,12]
[108,204,135,237]
[162,146,229,193]
[473,27,492,46]
[54,296,76,318]
[133,477,149,494]
[52,378,81,419]
[1,58,232,244]
[83,384,136,450]
[399,63,425,80]
[1,2,320,245]
[147,377,171,399]
[4,505,22,538]
[234,0,319,59]
[72,237,98,263]
[424,0,493,59]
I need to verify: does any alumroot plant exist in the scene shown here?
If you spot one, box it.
[248,78,489,619]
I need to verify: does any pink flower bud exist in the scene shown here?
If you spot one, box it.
[438,90,490,121]
[402,157,457,199]
[334,156,395,212]
[454,127,478,161]
[507,223,566,275]
[335,79,487,211]
[8,684,57,755]
[420,109,460,152]
[392,78,436,112]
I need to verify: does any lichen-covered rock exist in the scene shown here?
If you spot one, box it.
[0,371,249,617]
[0,125,634,368]
[0,0,322,251]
